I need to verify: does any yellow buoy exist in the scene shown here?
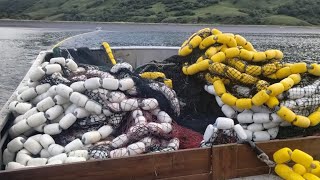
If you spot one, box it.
[267,83,285,96]
[220,45,228,52]
[251,90,270,106]
[221,93,238,106]
[267,73,277,79]
[277,106,296,123]
[265,96,279,108]
[243,42,255,51]
[223,33,235,38]
[303,173,320,180]
[274,50,284,59]
[183,59,211,75]
[235,98,252,109]
[280,78,295,91]
[215,34,231,44]
[265,50,276,60]
[235,34,247,46]
[310,162,320,177]
[288,74,301,85]
[290,62,308,74]
[199,35,216,50]
[213,80,226,96]
[197,59,211,71]
[292,115,310,128]
[211,52,226,63]
[308,63,320,76]
[164,79,173,89]
[288,172,305,180]
[252,52,267,62]
[211,28,222,35]
[205,46,219,58]
[276,67,292,79]
[308,112,320,126]
[275,164,293,180]
[239,49,254,61]
[179,45,193,56]
[227,38,237,47]
[293,164,307,175]
[182,64,198,75]
[197,28,211,38]
[291,149,313,168]
[189,35,202,48]
[224,47,240,58]
[273,147,292,164]
[140,72,166,79]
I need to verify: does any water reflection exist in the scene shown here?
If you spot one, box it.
[0,28,85,109]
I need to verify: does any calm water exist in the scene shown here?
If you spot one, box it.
[0,21,320,109]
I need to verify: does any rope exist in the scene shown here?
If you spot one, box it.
[52,30,100,49]
[247,140,275,174]
[102,42,117,65]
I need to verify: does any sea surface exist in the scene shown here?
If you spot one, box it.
[0,20,320,109]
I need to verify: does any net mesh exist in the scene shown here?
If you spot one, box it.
[135,52,225,134]
[171,122,203,149]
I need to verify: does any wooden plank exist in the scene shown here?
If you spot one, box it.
[0,148,211,180]
[153,148,211,179]
[236,167,269,178]
[160,173,212,180]
[212,144,237,180]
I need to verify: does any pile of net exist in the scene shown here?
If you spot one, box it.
[3,45,203,170]
[137,28,320,146]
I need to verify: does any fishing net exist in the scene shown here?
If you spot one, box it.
[135,53,225,134]
[5,43,199,168]
[171,27,320,144]
[171,122,203,149]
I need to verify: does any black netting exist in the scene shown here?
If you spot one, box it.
[135,52,224,134]
[110,68,177,120]
[53,47,113,68]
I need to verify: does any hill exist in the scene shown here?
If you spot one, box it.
[0,0,319,26]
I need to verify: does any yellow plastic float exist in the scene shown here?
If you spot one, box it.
[273,148,320,180]
[178,27,320,128]
[139,71,173,88]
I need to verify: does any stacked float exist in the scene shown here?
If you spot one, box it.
[4,55,181,170]
[274,148,320,180]
[177,28,320,144]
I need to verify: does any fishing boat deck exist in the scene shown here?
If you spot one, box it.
[1,46,319,180]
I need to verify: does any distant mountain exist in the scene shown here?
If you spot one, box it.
[0,0,319,26]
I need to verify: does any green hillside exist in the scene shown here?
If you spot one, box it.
[0,0,319,26]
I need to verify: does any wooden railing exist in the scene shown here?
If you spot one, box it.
[1,136,320,180]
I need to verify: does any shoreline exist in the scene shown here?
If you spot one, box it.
[0,19,320,34]
[1,18,319,28]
